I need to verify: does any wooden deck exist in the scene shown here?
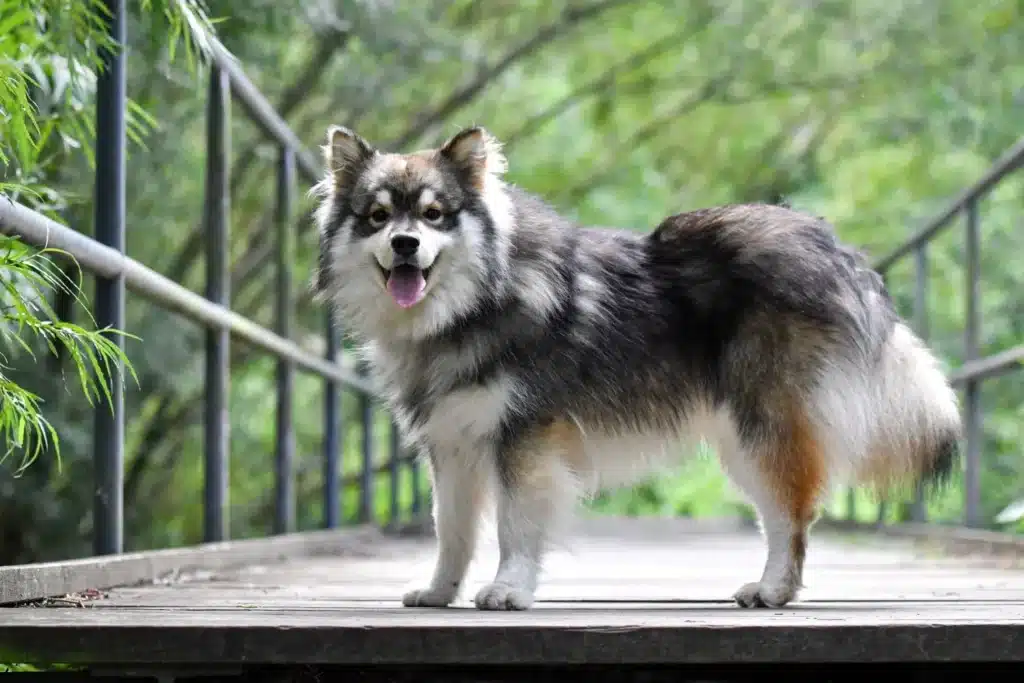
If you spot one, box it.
[2,517,1024,669]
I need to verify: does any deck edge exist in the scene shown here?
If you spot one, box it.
[1,622,1022,665]
[818,518,1024,557]
[0,524,387,605]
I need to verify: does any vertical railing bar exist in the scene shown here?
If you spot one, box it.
[909,244,930,522]
[875,500,887,527]
[202,64,231,543]
[323,309,340,529]
[358,364,374,524]
[963,199,982,527]
[389,422,401,526]
[93,0,127,556]
[274,145,296,535]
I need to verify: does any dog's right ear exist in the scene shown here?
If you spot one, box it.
[439,126,507,190]
[324,125,376,190]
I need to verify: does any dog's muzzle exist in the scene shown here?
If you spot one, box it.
[379,233,431,309]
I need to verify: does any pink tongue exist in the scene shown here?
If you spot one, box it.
[386,268,426,308]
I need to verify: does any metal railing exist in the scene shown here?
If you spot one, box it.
[0,0,423,561]
[843,137,1024,529]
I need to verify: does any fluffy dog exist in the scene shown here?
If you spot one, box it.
[310,124,961,610]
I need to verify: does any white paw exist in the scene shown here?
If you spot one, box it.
[473,582,535,611]
[732,580,797,609]
[401,586,456,608]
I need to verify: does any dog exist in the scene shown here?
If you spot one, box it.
[310,124,962,610]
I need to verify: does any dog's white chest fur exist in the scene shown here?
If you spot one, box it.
[420,375,517,451]
[367,343,517,453]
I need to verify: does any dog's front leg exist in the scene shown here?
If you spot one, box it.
[402,448,486,608]
[474,446,577,611]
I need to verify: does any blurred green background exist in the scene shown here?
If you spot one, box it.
[1,0,1022,565]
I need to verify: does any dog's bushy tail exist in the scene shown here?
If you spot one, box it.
[811,320,962,498]
[857,321,962,495]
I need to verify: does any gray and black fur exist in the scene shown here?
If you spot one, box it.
[311,125,962,610]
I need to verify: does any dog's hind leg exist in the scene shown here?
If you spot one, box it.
[718,404,827,608]
[403,447,489,608]
[474,420,582,611]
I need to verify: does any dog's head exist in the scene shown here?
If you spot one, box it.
[311,125,512,342]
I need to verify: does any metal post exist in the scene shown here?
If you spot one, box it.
[93,0,126,556]
[875,500,887,527]
[203,65,231,543]
[274,146,296,535]
[963,200,982,527]
[389,422,401,525]
[323,310,341,529]
[909,245,930,522]
[358,363,374,524]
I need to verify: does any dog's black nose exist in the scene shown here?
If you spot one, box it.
[390,234,420,258]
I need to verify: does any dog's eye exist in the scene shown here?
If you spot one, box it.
[369,208,390,226]
[422,207,443,223]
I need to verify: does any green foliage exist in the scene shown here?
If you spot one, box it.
[0,237,137,472]
[0,1,217,203]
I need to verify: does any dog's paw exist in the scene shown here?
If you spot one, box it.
[402,586,456,608]
[473,582,534,611]
[732,581,796,609]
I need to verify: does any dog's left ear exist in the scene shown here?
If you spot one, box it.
[439,126,507,189]
[324,125,377,191]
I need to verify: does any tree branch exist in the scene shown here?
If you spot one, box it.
[553,59,949,203]
[387,0,641,150]
[503,9,715,149]
[556,73,732,202]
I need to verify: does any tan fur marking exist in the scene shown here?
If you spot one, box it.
[789,530,807,569]
[856,435,942,500]
[539,418,587,474]
[857,443,906,493]
[765,402,826,527]
[500,418,587,491]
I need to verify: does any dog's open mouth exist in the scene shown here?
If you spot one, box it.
[378,263,431,309]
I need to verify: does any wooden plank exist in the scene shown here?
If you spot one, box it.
[0,525,384,605]
[2,517,1023,665]
[1,603,1023,664]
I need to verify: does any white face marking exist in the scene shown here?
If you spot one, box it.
[417,189,436,211]
[374,189,393,209]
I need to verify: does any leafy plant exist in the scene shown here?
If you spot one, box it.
[0,237,138,472]
[0,1,219,474]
